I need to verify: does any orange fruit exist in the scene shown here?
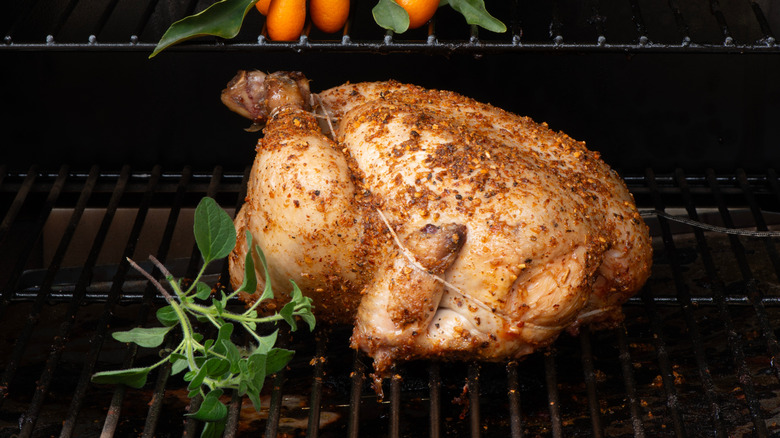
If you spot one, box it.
[255,0,271,15]
[395,0,439,29]
[310,0,350,34]
[266,0,306,41]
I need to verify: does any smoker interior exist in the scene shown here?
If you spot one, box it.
[2,1,780,437]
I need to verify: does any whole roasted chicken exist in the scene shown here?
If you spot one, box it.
[223,71,652,376]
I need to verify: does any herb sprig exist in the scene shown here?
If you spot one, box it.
[91,197,314,437]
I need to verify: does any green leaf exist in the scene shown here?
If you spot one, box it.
[246,353,267,393]
[171,357,189,375]
[280,301,297,331]
[222,339,242,374]
[372,0,410,33]
[233,231,258,294]
[211,323,234,356]
[254,330,278,355]
[201,419,227,438]
[445,0,506,33]
[112,326,173,348]
[195,281,213,300]
[266,348,294,375]
[91,367,151,389]
[203,357,231,378]
[254,244,274,302]
[188,365,208,391]
[156,305,180,327]
[187,389,228,422]
[150,0,260,58]
[193,197,236,265]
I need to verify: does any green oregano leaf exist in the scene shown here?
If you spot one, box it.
[201,419,227,438]
[91,367,152,389]
[193,197,236,265]
[254,243,274,302]
[156,305,180,327]
[233,231,258,294]
[112,326,173,348]
[372,0,410,33]
[254,330,278,355]
[171,357,189,375]
[266,348,294,375]
[195,281,213,300]
[187,389,228,422]
[150,0,260,58]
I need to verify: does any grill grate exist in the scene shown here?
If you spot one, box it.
[1,166,780,437]
[1,0,778,53]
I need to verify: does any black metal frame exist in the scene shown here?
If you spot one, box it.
[2,0,778,53]
[1,167,780,437]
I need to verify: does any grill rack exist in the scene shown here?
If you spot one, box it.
[1,166,780,437]
[2,0,778,53]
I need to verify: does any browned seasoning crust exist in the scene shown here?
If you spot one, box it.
[226,71,652,376]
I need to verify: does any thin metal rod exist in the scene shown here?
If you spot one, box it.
[506,362,524,438]
[579,328,603,437]
[306,331,327,438]
[0,164,37,248]
[616,325,645,437]
[429,362,441,438]
[389,372,402,438]
[468,363,481,438]
[544,350,563,438]
[19,165,133,437]
[347,352,366,438]
[0,166,92,408]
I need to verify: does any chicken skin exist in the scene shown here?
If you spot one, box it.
[223,71,652,376]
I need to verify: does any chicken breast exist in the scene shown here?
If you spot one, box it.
[223,71,652,376]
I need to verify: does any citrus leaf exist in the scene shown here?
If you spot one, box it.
[445,0,506,33]
[372,0,410,33]
[150,0,260,58]
[91,367,152,389]
[193,197,236,265]
[112,326,173,348]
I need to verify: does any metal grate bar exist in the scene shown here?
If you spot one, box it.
[591,0,607,45]
[51,0,80,42]
[0,166,94,408]
[616,325,646,437]
[17,165,132,437]
[642,169,689,437]
[579,328,603,437]
[709,0,734,45]
[543,350,563,438]
[91,0,122,41]
[0,165,37,250]
[467,363,481,438]
[306,332,327,438]
[0,165,67,318]
[628,0,650,44]
[735,170,780,381]
[667,0,692,44]
[98,165,162,437]
[748,1,776,45]
[701,170,771,436]
[428,362,442,438]
[638,285,687,437]
[133,0,162,39]
[389,372,402,438]
[506,362,524,438]
[347,353,366,438]
[139,167,194,437]
[649,169,729,436]
[550,0,564,44]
